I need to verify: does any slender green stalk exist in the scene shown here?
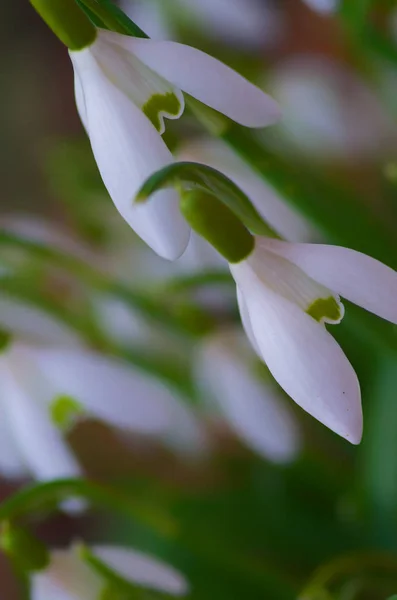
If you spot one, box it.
[30,0,96,49]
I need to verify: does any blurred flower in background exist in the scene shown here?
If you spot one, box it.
[2,0,397,599]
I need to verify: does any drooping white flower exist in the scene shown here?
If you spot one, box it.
[268,56,397,163]
[177,138,316,242]
[70,29,280,259]
[0,298,207,484]
[32,543,188,599]
[195,329,301,463]
[230,238,397,443]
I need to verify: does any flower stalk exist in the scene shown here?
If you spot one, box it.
[30,0,96,50]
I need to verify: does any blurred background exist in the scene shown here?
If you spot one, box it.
[1,0,397,598]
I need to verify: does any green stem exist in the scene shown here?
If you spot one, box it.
[30,0,96,50]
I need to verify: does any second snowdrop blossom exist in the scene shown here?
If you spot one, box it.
[0,297,206,485]
[32,543,188,599]
[195,329,301,463]
[70,28,280,260]
[230,238,397,443]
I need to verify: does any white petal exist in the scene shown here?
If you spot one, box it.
[196,330,301,463]
[92,545,188,596]
[0,394,28,479]
[160,399,209,458]
[103,34,281,128]
[74,68,88,132]
[232,264,362,443]
[302,0,339,13]
[235,285,261,357]
[92,33,185,134]
[0,358,82,482]
[69,48,190,260]
[244,243,344,324]
[31,549,101,600]
[0,296,81,347]
[259,240,397,325]
[30,347,181,435]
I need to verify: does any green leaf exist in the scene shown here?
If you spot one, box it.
[80,545,174,600]
[359,354,397,528]
[135,161,279,238]
[78,0,148,37]
[0,479,177,539]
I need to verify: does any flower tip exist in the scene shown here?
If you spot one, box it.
[340,412,363,446]
[250,97,283,129]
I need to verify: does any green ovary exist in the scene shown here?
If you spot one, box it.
[50,395,84,431]
[307,296,342,324]
[142,92,182,132]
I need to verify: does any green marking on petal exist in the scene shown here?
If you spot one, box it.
[50,395,85,432]
[307,297,343,324]
[142,92,183,133]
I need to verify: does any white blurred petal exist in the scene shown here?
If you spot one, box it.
[0,357,82,482]
[302,0,339,13]
[0,296,81,347]
[269,57,397,161]
[160,398,209,458]
[175,0,284,47]
[30,346,183,435]
[260,240,397,325]
[107,35,281,128]
[196,331,301,463]
[92,545,188,596]
[69,47,190,260]
[231,264,362,443]
[0,393,27,479]
[31,549,101,600]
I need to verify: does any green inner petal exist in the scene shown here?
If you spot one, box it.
[307,297,343,324]
[50,395,85,432]
[142,92,183,133]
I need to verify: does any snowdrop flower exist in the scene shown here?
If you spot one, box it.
[301,0,339,14]
[32,543,188,599]
[268,56,397,162]
[230,238,397,443]
[0,299,207,484]
[70,29,280,259]
[195,329,301,463]
[178,138,315,242]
